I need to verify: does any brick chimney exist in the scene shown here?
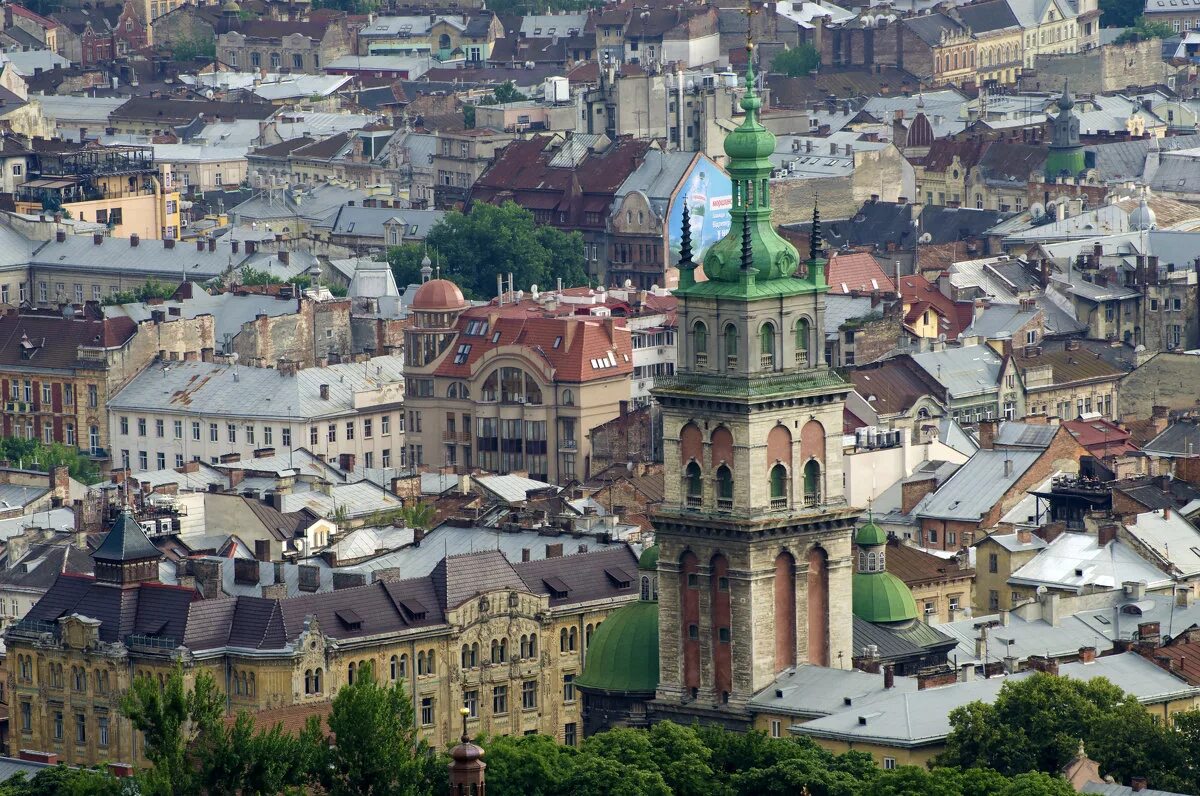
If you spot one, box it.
[916,668,957,690]
[130,234,139,247]
[1098,524,1118,547]
[978,418,1000,450]
[901,475,937,514]
[1131,777,1148,792]
[1078,646,1097,663]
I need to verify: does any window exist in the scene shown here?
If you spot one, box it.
[463,689,478,719]
[173,420,183,439]
[20,702,30,732]
[75,713,86,744]
[137,418,146,436]
[282,427,291,447]
[139,451,148,470]
[716,465,733,510]
[420,697,434,726]
[98,715,109,747]
[292,53,303,70]
[155,419,164,438]
[156,453,165,470]
[759,322,775,369]
[693,321,708,368]
[121,416,130,435]
[346,421,355,441]
[563,673,575,703]
[770,719,781,738]
[724,323,739,368]
[883,757,896,770]
[492,685,508,714]
[989,590,1000,610]
[928,528,938,544]
[988,552,998,573]
[564,722,577,746]
[53,711,63,741]
[264,426,273,445]
[227,424,237,443]
[88,384,98,408]
[522,680,537,710]
[328,424,337,442]
[381,415,391,435]
[363,419,372,438]
[210,423,218,442]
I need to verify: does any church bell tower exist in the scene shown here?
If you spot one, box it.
[651,39,860,725]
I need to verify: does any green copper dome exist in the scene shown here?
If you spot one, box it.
[694,45,806,289]
[855,521,887,547]
[638,545,659,572]
[573,601,659,695]
[853,571,918,624]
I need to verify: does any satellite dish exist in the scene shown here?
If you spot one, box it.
[919,232,932,243]
[1036,585,1048,595]
[1030,202,1045,218]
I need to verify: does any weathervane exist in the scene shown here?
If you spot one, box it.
[742,0,759,50]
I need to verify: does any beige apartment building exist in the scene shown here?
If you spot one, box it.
[107,356,405,473]
[402,278,632,484]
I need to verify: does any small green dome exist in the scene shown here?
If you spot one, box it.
[573,601,659,695]
[723,117,775,163]
[853,571,918,623]
[855,521,887,546]
[638,545,659,572]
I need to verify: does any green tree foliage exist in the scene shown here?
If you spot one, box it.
[173,36,217,61]
[770,45,821,77]
[370,500,438,530]
[1113,15,1175,41]
[482,0,600,15]
[0,765,124,796]
[237,265,284,286]
[0,437,100,484]
[317,660,446,796]
[387,202,588,298]
[102,279,179,306]
[492,81,527,104]
[938,672,1193,792]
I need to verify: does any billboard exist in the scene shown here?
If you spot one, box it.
[668,156,732,266]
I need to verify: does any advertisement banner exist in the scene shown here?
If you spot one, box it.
[668,158,732,265]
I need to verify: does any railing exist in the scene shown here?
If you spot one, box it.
[795,350,807,365]
[442,430,458,442]
[694,353,708,368]
[559,439,577,450]
[126,634,178,652]
[803,493,821,508]
[8,618,59,638]
[770,497,787,510]
[717,498,733,512]
[760,354,774,369]
[726,356,738,369]
[686,495,702,508]
[655,369,845,400]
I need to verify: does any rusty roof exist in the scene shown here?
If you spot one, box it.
[883,538,973,587]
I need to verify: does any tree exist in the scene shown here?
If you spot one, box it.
[387,202,588,299]
[102,279,179,306]
[771,45,820,77]
[0,766,123,796]
[0,437,101,484]
[316,660,444,796]
[120,665,225,795]
[493,81,527,104]
[477,733,573,796]
[173,35,216,61]
[1102,0,1151,29]
[1113,15,1174,42]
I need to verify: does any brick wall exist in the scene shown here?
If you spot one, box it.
[1032,39,1172,95]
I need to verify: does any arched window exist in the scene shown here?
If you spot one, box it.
[562,389,575,406]
[348,662,356,685]
[803,460,821,506]
[867,551,878,571]
[499,367,524,403]
[716,464,733,510]
[399,654,408,678]
[585,623,594,648]
[693,321,709,368]
[417,651,426,675]
[975,194,983,209]
[770,463,788,509]
[248,673,255,696]
[426,651,435,674]
[481,371,498,402]
[529,633,537,657]
[500,638,508,662]
[760,322,776,369]
[390,655,398,680]
[524,374,543,405]
[641,575,651,600]
[560,628,568,652]
[304,669,313,694]
[685,461,702,507]
[724,324,739,368]
[461,644,471,669]
[795,318,810,366]
[520,634,529,658]
[439,33,451,49]
[314,668,322,693]
[491,639,501,664]
[568,626,578,650]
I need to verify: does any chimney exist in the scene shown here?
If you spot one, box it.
[233,557,260,585]
[545,542,563,558]
[959,662,975,682]
[1017,528,1032,544]
[232,240,239,254]
[521,548,531,562]
[333,571,367,590]
[93,233,103,245]
[320,384,330,400]
[901,476,937,514]
[1131,777,1148,792]
[916,668,957,690]
[55,229,66,243]
[978,419,999,450]
[163,238,175,249]
[18,751,58,765]
[883,664,894,689]
[278,250,289,265]
[130,234,140,247]
[1078,646,1097,663]
[1138,621,1161,646]
[197,240,205,252]
[1004,458,1014,477]
[1098,524,1118,547]
[190,558,223,599]
[1028,655,1059,676]
[297,564,321,592]
[262,582,288,599]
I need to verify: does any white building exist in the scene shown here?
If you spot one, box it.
[107,356,405,473]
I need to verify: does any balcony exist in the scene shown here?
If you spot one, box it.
[760,354,774,369]
[770,497,787,510]
[559,438,577,451]
[717,498,733,512]
[686,494,702,508]
[443,430,459,442]
[795,349,807,365]
[694,353,708,369]
[803,493,821,508]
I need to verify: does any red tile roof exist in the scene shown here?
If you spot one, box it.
[1063,417,1138,457]
[897,274,971,339]
[825,251,896,295]
[432,308,632,384]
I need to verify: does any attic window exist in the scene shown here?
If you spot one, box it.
[465,320,488,336]
[491,331,501,343]
[399,598,427,621]
[604,567,633,588]
[542,575,570,599]
[335,608,363,630]
[454,344,471,364]
[553,336,562,349]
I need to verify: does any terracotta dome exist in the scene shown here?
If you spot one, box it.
[410,278,467,311]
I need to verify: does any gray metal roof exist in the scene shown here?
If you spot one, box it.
[334,524,624,577]
[917,449,1042,521]
[1009,533,1174,593]
[960,304,1040,341]
[981,531,1048,553]
[615,149,701,216]
[311,205,444,239]
[108,355,404,421]
[748,664,917,718]
[104,288,299,343]
[1090,134,1200,182]
[1083,784,1190,796]
[822,295,874,340]
[909,344,1003,400]
[475,474,557,504]
[994,421,1058,449]
[278,481,401,519]
[1143,422,1200,457]
[938,610,1113,666]
[29,235,245,280]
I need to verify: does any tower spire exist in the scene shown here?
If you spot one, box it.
[740,207,754,274]
[678,203,696,288]
[809,197,821,264]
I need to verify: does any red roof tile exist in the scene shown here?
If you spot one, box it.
[897,274,970,339]
[825,251,896,295]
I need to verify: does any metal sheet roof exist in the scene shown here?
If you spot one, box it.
[909,344,1003,400]
[917,449,1041,521]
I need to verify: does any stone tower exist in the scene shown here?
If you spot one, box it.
[651,42,859,727]
[1045,80,1085,180]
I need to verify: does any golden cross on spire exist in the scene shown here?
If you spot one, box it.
[742,0,759,50]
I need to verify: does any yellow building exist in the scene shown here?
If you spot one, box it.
[973,529,1047,612]
[6,511,640,766]
[15,146,181,240]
